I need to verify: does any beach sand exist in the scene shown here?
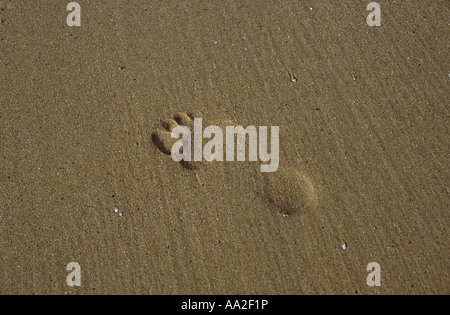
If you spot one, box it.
[0,0,448,294]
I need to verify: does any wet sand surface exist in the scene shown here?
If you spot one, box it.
[0,0,448,294]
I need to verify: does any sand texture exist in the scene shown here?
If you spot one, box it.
[0,0,448,294]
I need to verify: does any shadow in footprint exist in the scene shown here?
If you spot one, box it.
[152,110,205,170]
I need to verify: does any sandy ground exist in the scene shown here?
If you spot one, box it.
[0,0,448,294]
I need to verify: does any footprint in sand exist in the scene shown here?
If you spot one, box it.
[151,111,318,216]
[261,167,318,216]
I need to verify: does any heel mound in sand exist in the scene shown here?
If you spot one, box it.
[262,167,318,216]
